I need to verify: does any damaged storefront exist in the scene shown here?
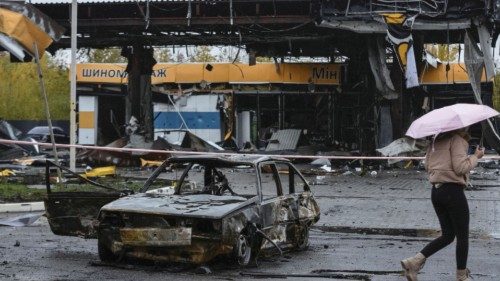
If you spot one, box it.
[74,55,499,159]
[75,63,363,154]
[419,62,497,148]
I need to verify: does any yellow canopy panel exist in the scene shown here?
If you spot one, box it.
[0,8,52,58]
[420,63,488,85]
[76,63,342,85]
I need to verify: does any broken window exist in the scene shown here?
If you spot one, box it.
[176,163,257,197]
[275,162,307,194]
[259,163,281,199]
[292,168,307,193]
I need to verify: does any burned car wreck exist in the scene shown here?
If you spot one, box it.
[44,155,320,265]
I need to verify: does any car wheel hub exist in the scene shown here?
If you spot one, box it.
[236,234,251,265]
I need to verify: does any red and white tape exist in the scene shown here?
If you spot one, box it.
[1,138,499,160]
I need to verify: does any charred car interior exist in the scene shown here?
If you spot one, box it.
[44,155,320,266]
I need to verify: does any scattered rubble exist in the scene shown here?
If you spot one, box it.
[82,166,116,178]
[0,213,43,227]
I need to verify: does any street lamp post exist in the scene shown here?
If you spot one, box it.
[69,0,77,171]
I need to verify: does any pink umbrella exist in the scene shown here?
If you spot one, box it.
[406,103,499,139]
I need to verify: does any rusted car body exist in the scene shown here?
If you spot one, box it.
[44,155,320,265]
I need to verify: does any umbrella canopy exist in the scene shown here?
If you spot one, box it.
[406,103,500,139]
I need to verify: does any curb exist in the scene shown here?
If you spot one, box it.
[0,202,44,213]
[313,225,492,240]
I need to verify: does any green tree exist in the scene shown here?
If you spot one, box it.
[0,52,69,120]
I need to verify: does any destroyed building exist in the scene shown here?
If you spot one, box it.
[3,0,498,155]
[75,60,497,157]
[74,63,342,151]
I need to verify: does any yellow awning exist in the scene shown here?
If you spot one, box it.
[0,7,52,58]
[420,63,488,85]
[75,63,343,86]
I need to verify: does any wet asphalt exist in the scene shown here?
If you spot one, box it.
[1,168,499,280]
[1,221,499,281]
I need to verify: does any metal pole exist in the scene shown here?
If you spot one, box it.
[70,0,78,171]
[33,43,62,179]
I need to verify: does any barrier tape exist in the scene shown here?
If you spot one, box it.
[1,138,499,161]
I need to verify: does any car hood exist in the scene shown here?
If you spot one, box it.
[101,193,254,219]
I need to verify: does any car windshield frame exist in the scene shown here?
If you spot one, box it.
[139,159,261,200]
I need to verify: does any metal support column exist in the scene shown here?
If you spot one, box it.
[256,92,261,147]
[69,0,77,171]
[278,93,283,130]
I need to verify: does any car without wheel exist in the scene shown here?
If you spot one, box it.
[44,155,320,265]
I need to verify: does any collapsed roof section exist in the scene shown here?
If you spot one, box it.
[27,0,499,57]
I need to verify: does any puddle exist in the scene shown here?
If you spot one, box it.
[491,232,500,239]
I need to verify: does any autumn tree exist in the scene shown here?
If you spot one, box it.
[494,74,500,111]
[87,48,127,63]
[154,48,172,62]
[173,52,185,62]
[256,57,273,62]
[215,46,243,62]
[425,44,460,62]
[189,46,215,62]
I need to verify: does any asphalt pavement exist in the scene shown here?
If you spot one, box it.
[0,167,499,280]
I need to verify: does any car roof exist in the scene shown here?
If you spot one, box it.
[28,126,64,132]
[169,154,290,165]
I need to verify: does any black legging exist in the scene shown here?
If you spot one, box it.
[421,183,469,269]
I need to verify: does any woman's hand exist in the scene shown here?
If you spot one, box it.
[474,146,485,159]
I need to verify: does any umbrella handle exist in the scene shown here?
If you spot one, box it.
[431,133,440,152]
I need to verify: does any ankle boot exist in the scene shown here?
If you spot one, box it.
[457,269,471,281]
[401,253,426,281]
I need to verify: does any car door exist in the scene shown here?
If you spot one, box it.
[43,161,126,238]
[280,162,320,246]
[45,191,123,238]
[288,164,319,221]
[274,162,301,247]
[257,161,292,250]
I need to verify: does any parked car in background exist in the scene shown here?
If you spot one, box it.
[25,126,69,144]
[44,155,321,266]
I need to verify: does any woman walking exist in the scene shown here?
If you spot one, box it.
[401,128,484,281]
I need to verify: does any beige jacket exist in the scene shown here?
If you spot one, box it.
[425,134,478,186]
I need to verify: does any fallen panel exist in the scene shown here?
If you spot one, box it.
[265,129,302,151]
[376,137,426,157]
[0,212,43,227]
